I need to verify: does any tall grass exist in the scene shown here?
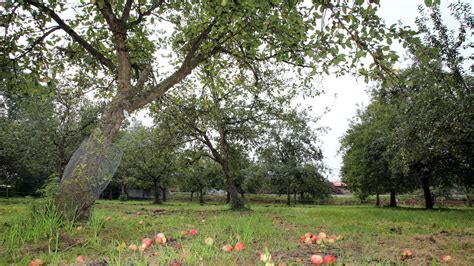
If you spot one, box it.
[0,175,65,258]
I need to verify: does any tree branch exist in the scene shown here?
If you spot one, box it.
[128,0,165,27]
[24,0,115,71]
[121,0,133,22]
[12,26,61,62]
[129,19,217,110]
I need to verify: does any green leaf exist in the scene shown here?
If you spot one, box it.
[424,0,432,7]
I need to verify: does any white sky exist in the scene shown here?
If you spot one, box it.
[134,0,466,181]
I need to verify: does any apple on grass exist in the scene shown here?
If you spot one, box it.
[155,233,167,245]
[235,242,245,251]
[440,255,452,262]
[205,237,214,246]
[402,249,413,258]
[222,244,233,252]
[76,255,85,263]
[29,259,42,266]
[189,229,198,236]
[311,255,323,265]
[323,255,336,264]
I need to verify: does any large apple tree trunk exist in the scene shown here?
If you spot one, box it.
[56,104,126,221]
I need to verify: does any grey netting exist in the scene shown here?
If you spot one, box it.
[57,135,122,220]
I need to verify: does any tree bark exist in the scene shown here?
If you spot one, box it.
[222,162,244,209]
[153,180,162,204]
[376,192,380,207]
[287,178,291,206]
[389,189,397,207]
[161,186,167,202]
[190,191,194,202]
[226,191,230,204]
[56,108,126,221]
[199,187,204,205]
[300,191,304,203]
[294,190,297,205]
[421,177,433,209]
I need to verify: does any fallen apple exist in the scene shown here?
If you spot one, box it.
[310,255,323,265]
[299,235,306,244]
[440,255,452,262]
[323,255,336,264]
[128,244,138,251]
[205,237,214,246]
[260,253,272,263]
[305,232,313,238]
[235,242,245,251]
[139,220,144,225]
[182,230,188,236]
[155,233,167,245]
[142,237,153,247]
[327,235,336,244]
[29,259,42,266]
[402,249,413,258]
[189,229,198,236]
[222,244,233,252]
[317,231,327,239]
[76,255,85,263]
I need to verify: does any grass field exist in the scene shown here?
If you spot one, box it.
[0,197,473,265]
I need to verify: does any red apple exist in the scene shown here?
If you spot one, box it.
[311,255,323,265]
[323,255,336,264]
[402,249,413,258]
[182,230,188,236]
[440,255,451,262]
[155,233,167,245]
[222,244,233,252]
[29,259,42,266]
[299,235,306,244]
[235,242,245,251]
[305,232,313,238]
[317,231,327,239]
[189,229,198,236]
[76,255,85,263]
[142,238,153,247]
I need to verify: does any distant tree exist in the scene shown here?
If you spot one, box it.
[260,111,326,206]
[117,122,183,204]
[385,3,472,208]
[178,155,223,204]
[340,102,415,207]
[153,61,295,209]
[341,2,473,208]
